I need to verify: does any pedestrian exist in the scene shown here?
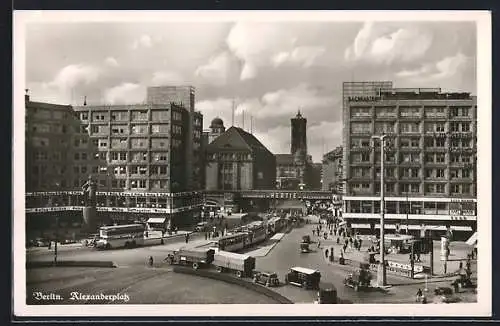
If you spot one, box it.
[148,256,154,267]
[318,240,321,249]
[312,229,315,236]
[337,237,340,245]
[354,239,358,251]
[416,251,421,262]
[343,244,347,253]
[185,235,189,244]
[359,238,363,249]
[325,248,329,258]
[345,239,349,247]
[205,232,208,240]
[416,288,422,302]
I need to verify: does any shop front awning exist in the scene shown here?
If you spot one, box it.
[147,217,166,224]
[466,231,478,246]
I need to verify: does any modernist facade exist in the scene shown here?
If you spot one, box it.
[25,86,204,239]
[276,111,312,190]
[342,82,477,237]
[322,146,343,193]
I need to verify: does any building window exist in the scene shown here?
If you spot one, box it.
[131,138,148,149]
[400,107,420,118]
[152,138,169,149]
[151,110,169,121]
[374,122,394,134]
[351,122,371,134]
[111,111,129,121]
[152,152,168,162]
[131,124,148,134]
[462,123,471,132]
[74,153,80,160]
[151,124,169,134]
[450,107,470,118]
[111,126,128,135]
[131,110,149,121]
[400,122,420,133]
[436,153,445,163]
[129,166,139,175]
[98,139,108,148]
[350,107,371,118]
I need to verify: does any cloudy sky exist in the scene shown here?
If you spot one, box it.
[25,19,476,162]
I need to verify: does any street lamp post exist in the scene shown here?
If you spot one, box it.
[372,134,387,286]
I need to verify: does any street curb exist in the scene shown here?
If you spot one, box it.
[172,266,293,304]
[26,260,117,269]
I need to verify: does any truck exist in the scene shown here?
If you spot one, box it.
[165,248,215,270]
[212,250,256,278]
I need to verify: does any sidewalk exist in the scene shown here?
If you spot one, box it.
[310,224,475,280]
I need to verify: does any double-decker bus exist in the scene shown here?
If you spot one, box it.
[96,224,146,249]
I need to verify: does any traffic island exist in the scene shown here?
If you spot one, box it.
[26,260,117,269]
[172,265,293,304]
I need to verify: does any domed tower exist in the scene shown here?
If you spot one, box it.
[208,117,225,143]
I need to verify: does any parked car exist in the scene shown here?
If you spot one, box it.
[302,235,311,244]
[253,271,280,287]
[285,267,321,290]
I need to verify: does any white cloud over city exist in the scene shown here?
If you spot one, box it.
[25,18,476,162]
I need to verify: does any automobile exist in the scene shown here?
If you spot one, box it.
[343,263,372,292]
[302,235,311,244]
[300,242,311,253]
[194,222,209,232]
[433,287,460,304]
[253,271,280,287]
[285,267,321,290]
[315,282,338,304]
[34,238,50,247]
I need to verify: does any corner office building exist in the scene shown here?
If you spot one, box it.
[342,82,477,239]
[25,86,204,240]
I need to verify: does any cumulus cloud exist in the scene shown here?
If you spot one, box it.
[236,84,337,119]
[45,64,100,90]
[150,71,185,86]
[252,125,291,155]
[104,83,146,104]
[132,34,153,49]
[226,22,326,80]
[345,22,433,64]
[196,97,235,129]
[104,56,119,67]
[272,46,326,67]
[195,52,231,86]
[396,52,471,83]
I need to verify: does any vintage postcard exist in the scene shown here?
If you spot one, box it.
[13,10,491,317]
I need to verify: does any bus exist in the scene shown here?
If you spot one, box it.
[95,224,146,249]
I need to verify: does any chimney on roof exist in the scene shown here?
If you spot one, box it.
[25,89,30,102]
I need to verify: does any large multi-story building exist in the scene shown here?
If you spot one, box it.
[147,86,198,190]
[342,82,477,238]
[25,86,204,240]
[205,125,276,192]
[322,146,343,193]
